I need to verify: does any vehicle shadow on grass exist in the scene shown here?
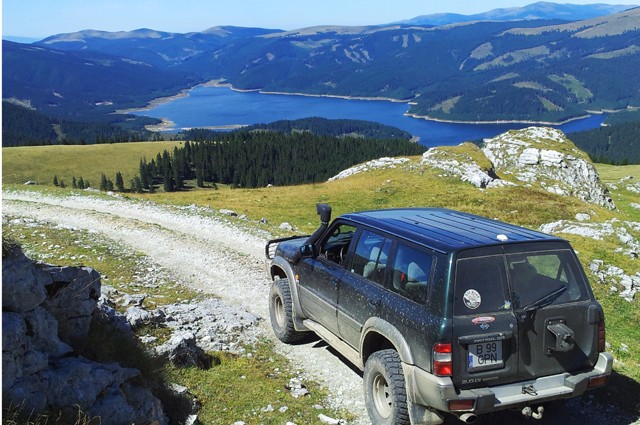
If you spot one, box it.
[305,337,639,425]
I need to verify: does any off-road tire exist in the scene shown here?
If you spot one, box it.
[363,349,410,425]
[269,278,306,343]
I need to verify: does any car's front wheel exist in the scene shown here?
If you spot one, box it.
[363,349,410,425]
[269,278,306,343]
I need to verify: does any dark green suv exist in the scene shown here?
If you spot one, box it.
[265,205,612,425]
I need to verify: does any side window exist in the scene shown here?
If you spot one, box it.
[455,255,510,315]
[319,224,356,265]
[351,230,391,285]
[390,243,433,304]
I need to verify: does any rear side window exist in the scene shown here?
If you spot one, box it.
[455,255,510,315]
[390,243,433,304]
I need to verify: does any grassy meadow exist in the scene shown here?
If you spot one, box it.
[3,141,640,416]
[2,141,184,187]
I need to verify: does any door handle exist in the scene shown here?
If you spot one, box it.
[368,298,381,308]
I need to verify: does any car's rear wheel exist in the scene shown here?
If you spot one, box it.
[364,349,410,425]
[269,278,306,343]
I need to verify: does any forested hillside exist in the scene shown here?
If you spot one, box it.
[2,102,158,146]
[132,131,425,191]
[221,117,412,139]
[569,120,640,164]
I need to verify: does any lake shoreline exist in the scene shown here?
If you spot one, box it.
[128,80,614,129]
[128,81,611,144]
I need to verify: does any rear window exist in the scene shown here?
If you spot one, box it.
[454,248,590,315]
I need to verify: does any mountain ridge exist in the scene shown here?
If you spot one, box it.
[396,1,637,26]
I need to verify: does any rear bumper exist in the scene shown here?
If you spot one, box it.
[403,352,613,415]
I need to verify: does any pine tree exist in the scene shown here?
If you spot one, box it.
[78,177,85,190]
[100,173,108,191]
[72,176,77,189]
[115,172,125,192]
[53,175,59,186]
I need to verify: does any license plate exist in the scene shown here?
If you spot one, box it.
[468,342,503,371]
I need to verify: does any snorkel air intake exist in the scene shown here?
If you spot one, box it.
[292,203,331,263]
[305,203,332,245]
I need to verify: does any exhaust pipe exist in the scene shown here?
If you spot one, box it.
[458,413,477,424]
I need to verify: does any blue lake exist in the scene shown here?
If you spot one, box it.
[133,86,607,147]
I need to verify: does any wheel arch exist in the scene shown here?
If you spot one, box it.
[361,317,415,366]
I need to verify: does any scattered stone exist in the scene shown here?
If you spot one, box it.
[589,260,639,302]
[155,331,212,369]
[318,413,347,424]
[261,404,275,413]
[328,157,409,181]
[287,377,310,398]
[279,222,295,231]
[219,209,238,217]
[575,213,591,221]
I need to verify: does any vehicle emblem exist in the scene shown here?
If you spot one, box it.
[480,323,490,331]
[463,289,482,310]
[471,316,495,325]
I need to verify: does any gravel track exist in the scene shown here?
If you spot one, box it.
[4,190,638,425]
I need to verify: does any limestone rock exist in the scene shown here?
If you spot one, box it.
[482,127,615,209]
[420,142,513,189]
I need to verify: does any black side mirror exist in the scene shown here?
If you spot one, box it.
[316,203,332,224]
[300,244,314,258]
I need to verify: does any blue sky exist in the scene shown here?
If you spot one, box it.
[3,0,639,38]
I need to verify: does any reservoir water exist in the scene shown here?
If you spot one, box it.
[133,85,607,147]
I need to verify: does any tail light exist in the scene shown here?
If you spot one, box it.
[598,321,606,353]
[433,342,453,376]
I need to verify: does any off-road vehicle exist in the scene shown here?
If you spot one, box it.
[265,204,612,424]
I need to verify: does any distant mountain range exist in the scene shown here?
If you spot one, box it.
[3,2,640,132]
[396,1,636,26]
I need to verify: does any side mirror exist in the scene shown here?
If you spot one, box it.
[300,244,314,259]
[316,203,332,224]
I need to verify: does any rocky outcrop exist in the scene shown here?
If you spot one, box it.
[2,246,168,425]
[482,127,615,209]
[418,127,615,209]
[421,142,515,189]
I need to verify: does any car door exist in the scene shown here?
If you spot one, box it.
[337,229,392,347]
[505,243,601,381]
[297,222,356,334]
